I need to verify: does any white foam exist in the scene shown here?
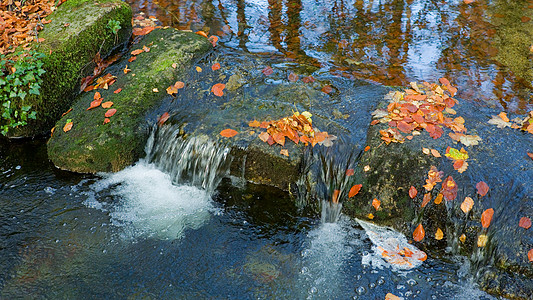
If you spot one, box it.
[87,161,214,240]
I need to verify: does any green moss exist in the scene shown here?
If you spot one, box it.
[47,29,212,173]
[9,0,132,137]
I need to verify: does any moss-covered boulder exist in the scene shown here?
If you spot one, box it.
[342,87,533,299]
[47,28,212,173]
[8,0,132,138]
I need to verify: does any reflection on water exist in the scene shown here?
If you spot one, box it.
[128,0,533,112]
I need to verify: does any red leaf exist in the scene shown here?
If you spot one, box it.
[104,109,117,118]
[208,35,219,47]
[481,208,494,228]
[262,66,274,76]
[211,83,225,96]
[397,121,414,133]
[519,217,531,229]
[348,184,362,198]
[441,176,458,201]
[345,169,354,176]
[409,186,417,199]
[288,72,299,82]
[220,128,238,137]
[211,62,221,71]
[413,223,425,242]
[528,153,533,160]
[476,181,489,197]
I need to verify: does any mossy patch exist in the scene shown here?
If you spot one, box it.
[8,0,132,137]
[47,28,212,173]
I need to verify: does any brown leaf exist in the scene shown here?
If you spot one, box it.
[413,223,425,242]
[258,131,270,142]
[348,184,362,198]
[104,109,117,118]
[441,176,458,201]
[262,66,274,76]
[409,186,417,199]
[372,198,380,210]
[519,217,531,229]
[158,112,170,126]
[288,72,299,82]
[220,128,238,137]
[321,85,333,94]
[476,181,489,197]
[481,208,494,228]
[345,169,354,176]
[529,249,533,262]
[460,197,474,214]
[435,228,444,240]
[430,149,441,158]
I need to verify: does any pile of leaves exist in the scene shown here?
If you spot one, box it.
[372,78,481,146]
[248,111,337,154]
[488,111,533,134]
[0,0,64,55]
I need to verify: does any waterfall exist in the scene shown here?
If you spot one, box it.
[144,124,233,194]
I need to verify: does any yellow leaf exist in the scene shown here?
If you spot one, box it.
[152,88,159,93]
[477,234,488,247]
[435,228,444,240]
[196,66,202,72]
[459,234,466,243]
[280,149,289,157]
[367,213,374,220]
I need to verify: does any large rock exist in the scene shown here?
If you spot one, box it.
[8,0,132,137]
[47,28,212,172]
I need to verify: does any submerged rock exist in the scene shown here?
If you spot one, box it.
[47,28,211,172]
[8,0,132,138]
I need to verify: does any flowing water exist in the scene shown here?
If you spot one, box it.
[0,130,497,298]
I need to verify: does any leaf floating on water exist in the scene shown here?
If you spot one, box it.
[372,198,381,210]
[409,186,417,199]
[529,249,533,262]
[422,147,430,155]
[211,62,221,71]
[461,197,474,214]
[488,114,512,128]
[476,181,489,197]
[349,184,362,198]
[220,128,238,138]
[158,112,170,126]
[421,193,431,208]
[519,217,531,229]
[481,208,494,228]
[413,224,425,242]
[477,234,488,247]
[385,293,402,300]
[435,228,444,240]
[211,83,225,96]
[262,66,274,76]
[528,152,533,160]
[105,109,117,118]
[459,234,466,243]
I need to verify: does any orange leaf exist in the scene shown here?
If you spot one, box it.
[105,108,117,118]
[481,208,494,228]
[288,72,299,82]
[132,26,154,36]
[174,81,185,89]
[434,193,443,204]
[321,85,333,94]
[498,112,509,122]
[220,128,238,137]
[476,181,489,197]
[435,228,444,240]
[195,30,208,38]
[464,0,474,4]
[94,92,102,100]
[345,169,354,176]
[413,223,425,242]
[461,197,474,214]
[258,131,270,142]
[103,118,110,124]
[262,66,274,76]
[442,176,458,201]
[211,62,221,71]
[87,99,102,110]
[385,293,402,300]
[332,189,340,204]
[367,213,374,220]
[208,35,219,47]
[166,85,178,95]
[211,83,225,96]
[421,193,431,208]
[248,120,261,127]
[459,234,466,243]
[131,49,144,56]
[348,184,362,197]
[61,108,72,117]
[528,249,533,262]
[158,112,170,126]
[128,56,137,62]
[101,101,113,109]
[364,146,370,152]
[528,152,533,160]
[114,88,122,94]
[63,121,73,132]
[409,186,417,199]
[430,149,441,157]
[280,149,289,157]
[519,217,531,229]
[372,198,380,210]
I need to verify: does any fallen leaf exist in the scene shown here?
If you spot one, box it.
[280,149,289,157]
[453,160,468,173]
[477,234,488,247]
[133,26,154,36]
[211,83,226,96]
[364,146,370,152]
[220,128,238,137]
[385,293,402,300]
[421,193,431,208]
[332,189,340,204]
[498,112,510,122]
[519,217,531,229]
[105,109,117,118]
[434,193,443,204]
[114,88,122,94]
[172,63,177,69]
[208,35,219,47]
[488,115,512,128]
[248,120,261,127]
[481,208,494,228]
[166,85,178,95]
[174,81,185,89]
[123,66,131,74]
[128,56,137,62]
[322,85,333,94]
[87,99,102,110]
[158,112,170,126]
[101,101,113,109]
[262,66,274,76]
[435,228,444,240]
[430,149,441,157]
[258,132,270,143]
[461,197,474,214]
[346,169,354,176]
[459,234,466,243]
[61,108,72,117]
[464,0,474,4]
[152,88,159,93]
[94,92,102,100]
[349,184,362,197]
[529,249,533,262]
[367,213,374,219]
[413,224,425,242]
[63,121,73,132]
[196,66,202,72]
[476,181,489,197]
[372,198,381,210]
[441,176,458,201]
[103,118,110,124]
[528,153,533,160]
[131,49,144,56]
[409,186,417,199]
[211,63,221,71]
[288,72,299,82]
[422,148,430,155]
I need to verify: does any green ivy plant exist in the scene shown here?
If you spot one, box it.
[106,19,122,43]
[0,50,45,136]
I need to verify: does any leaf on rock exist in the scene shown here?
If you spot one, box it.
[131,49,144,56]
[158,112,170,126]
[211,83,225,96]
[460,197,474,214]
[321,85,333,94]
[195,30,208,38]
[101,101,113,109]
[288,72,299,82]
[104,109,117,118]
[249,120,261,127]
[430,149,441,157]
[211,63,221,71]
[459,134,482,146]
[488,115,512,128]
[345,169,355,176]
[372,198,381,210]
[208,35,219,47]
[453,160,468,173]
[349,184,362,198]
[481,208,494,228]
[441,176,458,201]
[280,149,289,157]
[409,186,417,199]
[519,217,531,229]
[220,128,238,137]
[498,112,510,122]
[434,193,443,204]
[477,234,488,247]
[196,66,202,72]
[435,228,444,240]
[413,224,425,242]
[133,26,154,36]
[476,181,489,197]
[385,293,402,300]
[258,131,270,142]
[421,193,431,208]
[63,121,73,132]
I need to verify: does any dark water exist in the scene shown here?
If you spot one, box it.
[128,0,533,113]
